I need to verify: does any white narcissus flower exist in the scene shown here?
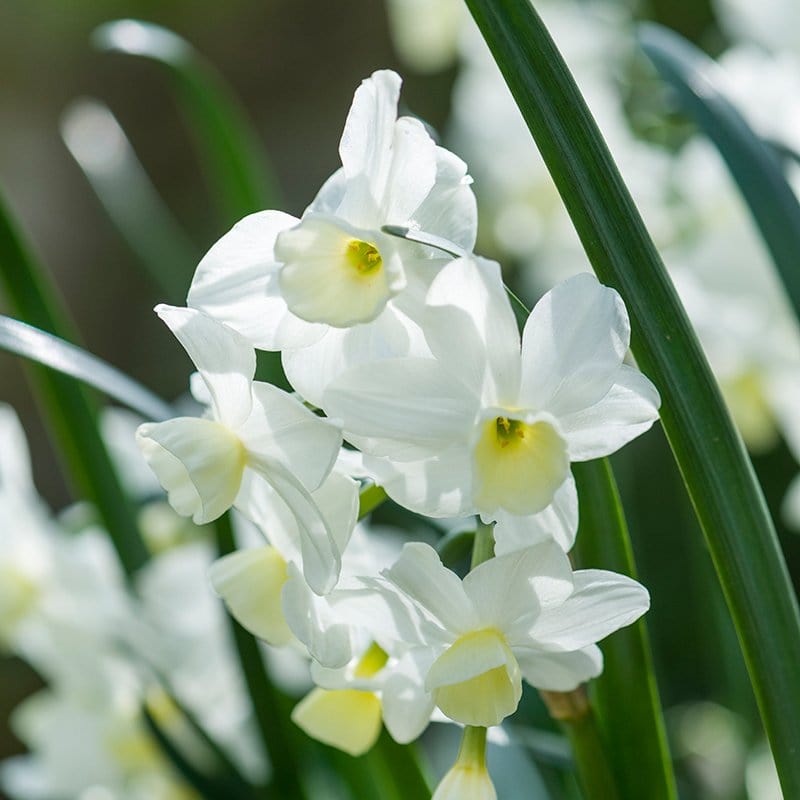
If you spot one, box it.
[324,257,659,548]
[373,541,649,728]
[135,305,344,594]
[187,69,477,406]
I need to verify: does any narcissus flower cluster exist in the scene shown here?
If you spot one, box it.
[137,69,659,797]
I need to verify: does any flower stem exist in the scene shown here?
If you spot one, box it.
[540,688,620,800]
[470,521,495,570]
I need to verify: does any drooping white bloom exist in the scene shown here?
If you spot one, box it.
[187,69,477,406]
[324,257,659,547]
[136,304,344,593]
[372,541,649,728]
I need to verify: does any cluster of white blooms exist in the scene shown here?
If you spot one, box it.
[135,70,659,797]
[384,0,800,531]
[0,405,267,800]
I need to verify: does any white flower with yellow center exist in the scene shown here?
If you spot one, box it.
[372,541,649,728]
[135,305,344,594]
[324,257,660,544]
[186,68,477,407]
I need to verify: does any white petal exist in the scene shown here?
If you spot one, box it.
[155,305,255,428]
[137,417,245,524]
[558,366,661,460]
[339,70,402,206]
[371,450,476,517]
[309,470,359,556]
[425,256,521,403]
[493,476,579,554]
[380,650,436,743]
[239,382,342,492]
[463,542,573,634]
[248,456,340,595]
[187,210,325,350]
[528,570,650,652]
[519,274,630,416]
[515,644,603,691]
[380,116,438,223]
[361,447,476,518]
[283,302,429,408]
[209,547,292,645]
[324,359,478,460]
[383,542,474,633]
[282,565,352,667]
[276,214,406,327]
[411,147,477,252]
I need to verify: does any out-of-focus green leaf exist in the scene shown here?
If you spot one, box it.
[0,314,172,422]
[573,460,677,799]
[142,705,254,800]
[93,19,280,226]
[0,190,149,575]
[463,1,800,793]
[639,23,800,322]
[61,98,198,302]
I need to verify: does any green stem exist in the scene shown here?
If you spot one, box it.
[470,521,495,570]
[572,460,677,799]
[541,691,620,800]
[0,189,148,576]
[463,1,800,792]
[214,513,304,800]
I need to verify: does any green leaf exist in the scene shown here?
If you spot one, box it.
[638,23,800,321]
[463,1,800,793]
[357,484,388,520]
[61,98,198,302]
[0,189,149,576]
[93,19,280,226]
[572,460,677,799]
[0,314,172,422]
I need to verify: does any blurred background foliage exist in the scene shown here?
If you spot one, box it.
[0,1,794,798]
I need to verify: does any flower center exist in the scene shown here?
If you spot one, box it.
[472,413,569,516]
[345,239,383,276]
[426,628,522,727]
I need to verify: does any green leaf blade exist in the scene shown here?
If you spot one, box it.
[93,19,281,226]
[573,460,677,800]
[463,0,800,793]
[0,190,149,575]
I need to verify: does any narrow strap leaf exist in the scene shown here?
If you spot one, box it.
[572,460,677,799]
[93,19,281,226]
[0,314,173,422]
[639,23,800,321]
[0,188,149,575]
[463,1,800,792]
[61,98,198,302]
